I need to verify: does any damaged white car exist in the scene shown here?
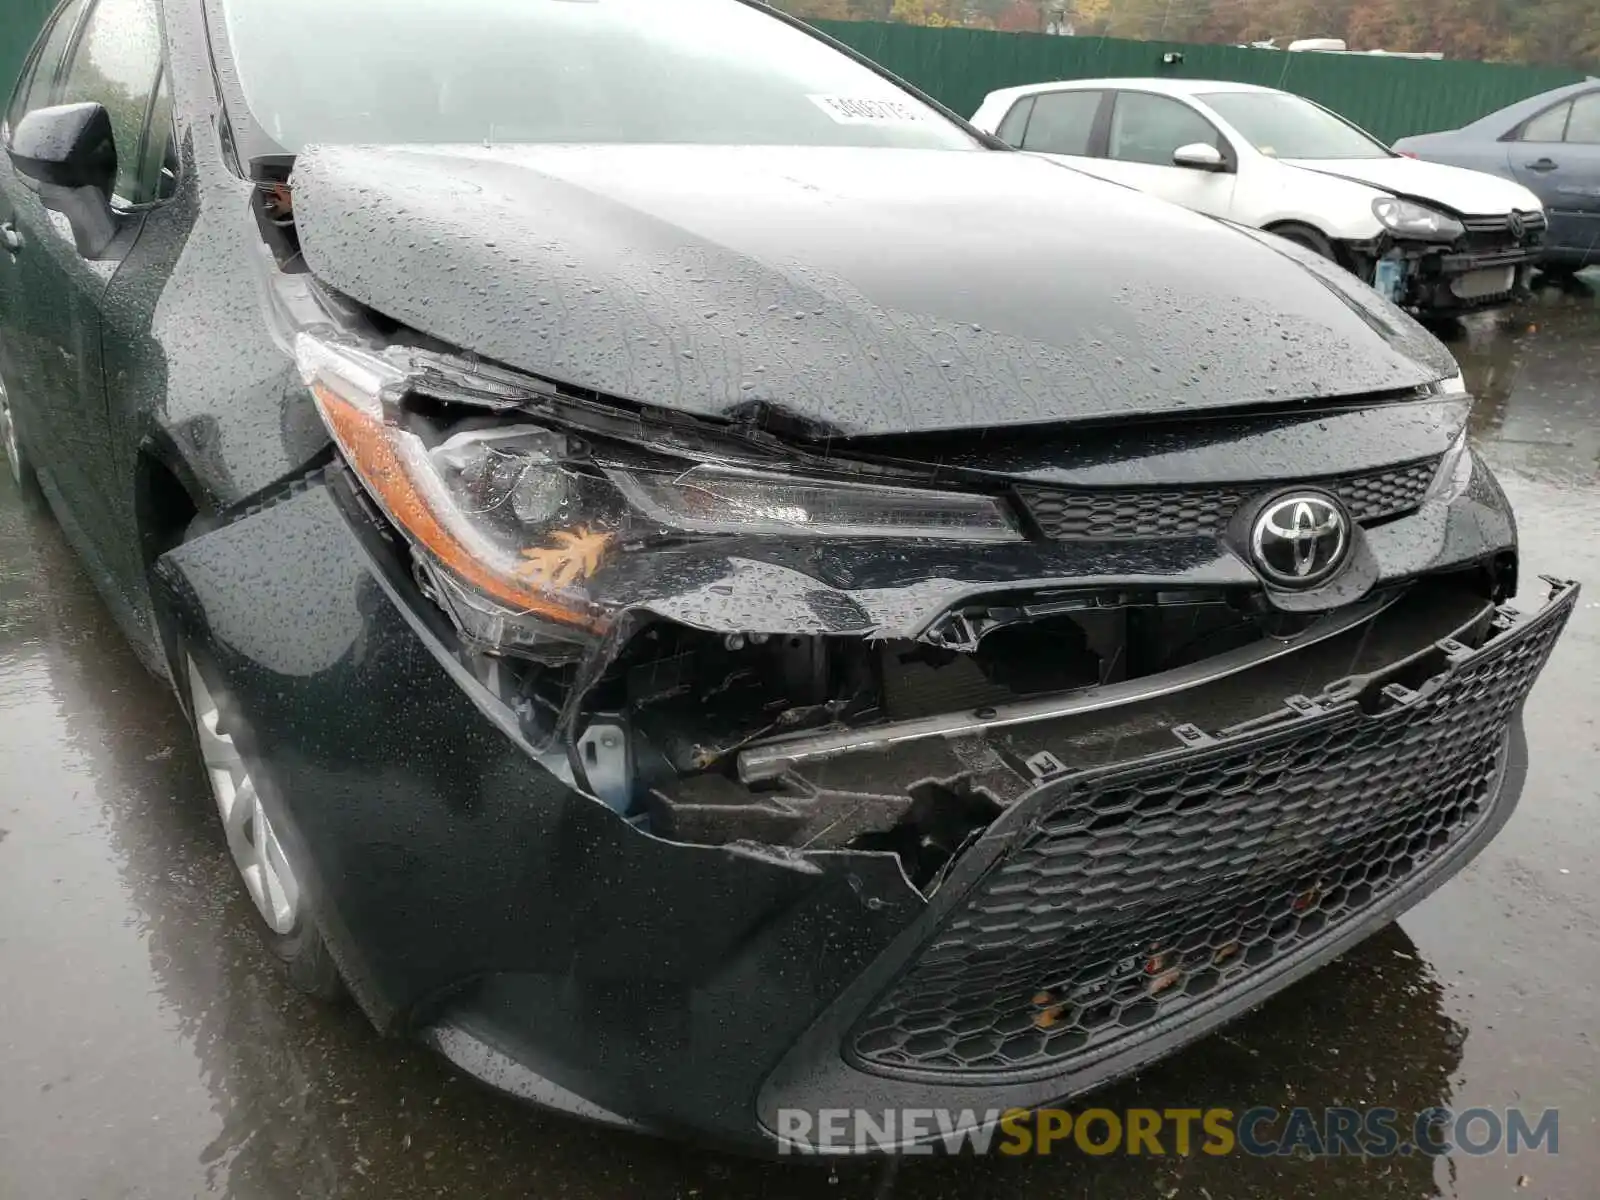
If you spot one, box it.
[973,79,1549,313]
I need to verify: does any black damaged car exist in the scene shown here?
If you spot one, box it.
[0,0,1574,1154]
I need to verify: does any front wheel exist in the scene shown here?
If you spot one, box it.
[0,373,42,500]
[182,647,345,1000]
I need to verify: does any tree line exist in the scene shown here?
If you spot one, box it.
[774,0,1600,70]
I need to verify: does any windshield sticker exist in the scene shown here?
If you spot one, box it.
[807,95,928,125]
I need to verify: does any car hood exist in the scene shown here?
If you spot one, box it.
[290,144,1456,438]
[1285,156,1541,216]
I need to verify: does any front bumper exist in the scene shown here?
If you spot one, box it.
[1412,249,1541,312]
[1349,217,1546,313]
[153,473,1574,1154]
[1401,247,1542,314]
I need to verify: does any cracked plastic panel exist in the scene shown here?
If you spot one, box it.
[272,325,1520,896]
[849,578,1575,1075]
[293,337,1524,894]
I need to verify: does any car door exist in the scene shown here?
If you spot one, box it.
[1086,91,1237,218]
[1006,87,1109,171]
[1508,89,1600,260]
[4,0,164,576]
[97,60,182,604]
[0,0,91,484]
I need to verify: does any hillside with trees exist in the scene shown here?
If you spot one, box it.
[775,0,1600,70]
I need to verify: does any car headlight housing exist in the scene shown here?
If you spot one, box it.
[1371,197,1464,242]
[605,463,1019,540]
[296,333,1021,651]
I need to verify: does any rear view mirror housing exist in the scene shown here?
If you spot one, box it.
[7,102,120,258]
[1172,142,1227,171]
[10,101,117,193]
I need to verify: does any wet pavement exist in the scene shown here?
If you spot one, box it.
[1,278,1597,1200]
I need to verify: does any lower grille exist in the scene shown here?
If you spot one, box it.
[1017,458,1438,540]
[850,584,1573,1077]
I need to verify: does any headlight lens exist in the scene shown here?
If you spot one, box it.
[297,334,1021,646]
[1371,197,1464,241]
[297,334,614,638]
[607,463,1019,541]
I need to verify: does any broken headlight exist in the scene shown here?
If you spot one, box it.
[1371,197,1464,242]
[297,334,1020,652]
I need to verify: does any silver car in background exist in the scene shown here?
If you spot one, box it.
[1394,82,1600,275]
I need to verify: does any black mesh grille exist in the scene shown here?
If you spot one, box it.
[850,591,1572,1077]
[1017,458,1439,541]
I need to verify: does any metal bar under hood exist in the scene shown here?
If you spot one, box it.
[736,591,1402,784]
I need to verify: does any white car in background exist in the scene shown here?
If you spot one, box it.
[972,79,1549,314]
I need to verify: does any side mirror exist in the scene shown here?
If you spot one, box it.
[7,102,120,258]
[10,102,117,193]
[1172,142,1226,171]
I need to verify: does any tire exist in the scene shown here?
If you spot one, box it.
[1266,222,1337,262]
[0,371,43,502]
[177,627,346,1001]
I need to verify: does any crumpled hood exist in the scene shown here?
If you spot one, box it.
[290,143,1457,438]
[1286,156,1543,216]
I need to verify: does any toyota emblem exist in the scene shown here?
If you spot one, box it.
[1250,493,1351,587]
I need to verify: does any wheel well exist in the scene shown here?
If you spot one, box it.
[1263,220,1352,269]
[135,451,199,573]
[1264,219,1327,242]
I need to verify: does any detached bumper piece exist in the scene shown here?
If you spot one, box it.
[850,580,1575,1077]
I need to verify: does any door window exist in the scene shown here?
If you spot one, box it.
[136,66,176,203]
[995,96,1033,147]
[1018,90,1102,156]
[1108,92,1221,167]
[1519,101,1570,143]
[1563,92,1600,144]
[6,0,90,134]
[56,0,163,204]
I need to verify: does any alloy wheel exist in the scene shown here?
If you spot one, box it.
[187,656,301,934]
[0,378,20,487]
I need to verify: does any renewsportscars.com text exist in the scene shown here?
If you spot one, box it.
[775,1106,1560,1157]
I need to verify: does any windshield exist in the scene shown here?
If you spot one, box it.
[1199,91,1390,160]
[218,0,977,153]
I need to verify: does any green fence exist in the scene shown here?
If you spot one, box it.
[814,21,1588,143]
